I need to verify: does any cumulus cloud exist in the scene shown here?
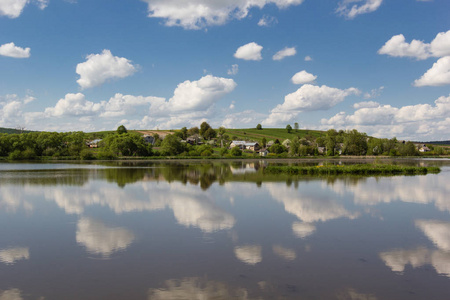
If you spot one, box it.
[321,94,450,140]
[45,93,102,117]
[163,75,237,112]
[0,0,48,18]
[227,64,239,75]
[273,47,296,61]
[353,100,380,109]
[378,30,450,60]
[272,245,296,261]
[100,93,164,118]
[0,42,30,58]
[0,0,28,18]
[291,70,317,85]
[221,110,266,128]
[336,0,383,19]
[76,217,135,256]
[142,0,304,29]
[234,42,263,61]
[414,56,450,87]
[258,15,278,27]
[76,49,137,89]
[263,84,359,126]
[304,55,313,61]
[0,94,34,128]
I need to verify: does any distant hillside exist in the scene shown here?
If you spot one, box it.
[223,128,324,143]
[0,127,33,134]
[423,141,450,145]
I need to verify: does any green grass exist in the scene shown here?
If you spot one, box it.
[264,164,441,176]
[225,128,324,143]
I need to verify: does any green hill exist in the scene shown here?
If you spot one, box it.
[0,127,33,134]
[225,128,324,143]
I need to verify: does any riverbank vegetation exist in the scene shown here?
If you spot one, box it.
[264,164,441,176]
[0,123,448,160]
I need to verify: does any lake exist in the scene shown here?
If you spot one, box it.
[0,159,449,299]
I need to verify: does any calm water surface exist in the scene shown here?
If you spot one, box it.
[0,159,449,299]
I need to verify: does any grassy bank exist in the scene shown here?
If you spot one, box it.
[264,164,441,176]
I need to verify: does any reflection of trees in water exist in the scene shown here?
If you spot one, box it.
[0,169,90,186]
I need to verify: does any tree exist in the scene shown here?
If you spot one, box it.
[200,122,212,137]
[294,122,299,131]
[256,124,262,130]
[342,129,368,156]
[117,125,127,135]
[161,134,185,156]
[180,127,188,139]
[261,137,267,148]
[286,124,292,133]
[187,127,199,136]
[230,146,242,156]
[203,127,217,140]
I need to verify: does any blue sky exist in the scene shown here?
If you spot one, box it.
[1,0,449,140]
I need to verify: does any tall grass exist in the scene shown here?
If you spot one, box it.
[264,164,441,176]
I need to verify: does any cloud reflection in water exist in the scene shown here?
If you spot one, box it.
[76,217,135,256]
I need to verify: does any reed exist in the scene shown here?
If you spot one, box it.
[264,164,441,176]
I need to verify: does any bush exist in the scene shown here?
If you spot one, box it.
[96,150,117,160]
[230,146,242,156]
[80,149,95,160]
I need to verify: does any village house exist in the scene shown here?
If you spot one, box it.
[229,141,260,151]
[86,139,102,148]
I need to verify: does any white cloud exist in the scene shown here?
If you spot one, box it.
[100,93,164,118]
[34,0,48,10]
[304,55,313,61]
[263,84,359,126]
[273,46,296,61]
[0,42,30,58]
[45,93,102,117]
[76,217,135,256]
[234,245,262,265]
[76,49,137,89]
[0,247,29,265]
[164,75,237,112]
[414,56,450,87]
[378,30,450,60]
[234,42,263,61]
[0,0,28,18]
[363,86,384,99]
[221,110,266,128]
[258,15,278,27]
[336,0,383,19]
[142,0,304,30]
[291,70,317,85]
[353,100,380,109]
[0,0,48,18]
[227,64,239,75]
[321,94,450,140]
[0,94,34,128]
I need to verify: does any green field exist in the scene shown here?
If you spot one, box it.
[224,128,324,143]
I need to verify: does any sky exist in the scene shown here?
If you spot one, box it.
[0,0,449,141]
